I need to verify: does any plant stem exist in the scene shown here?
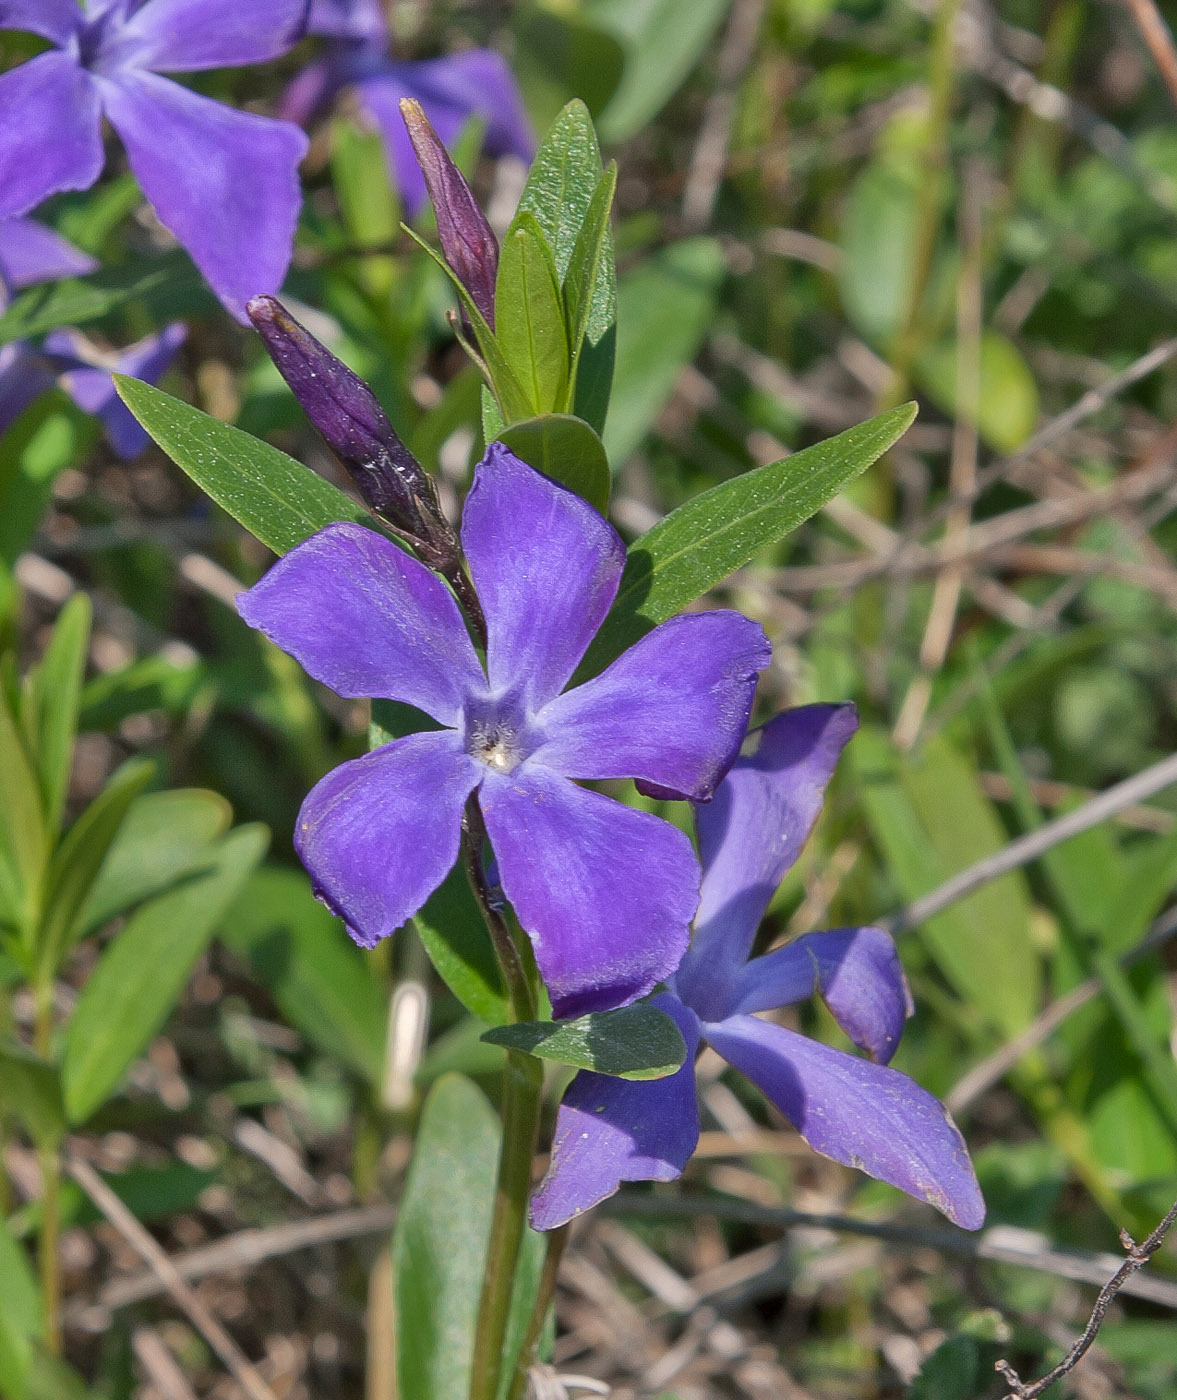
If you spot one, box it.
[461,799,534,1023]
[33,980,61,1354]
[506,1224,569,1400]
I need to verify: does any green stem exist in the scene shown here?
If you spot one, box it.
[506,1224,569,1400]
[33,981,61,1354]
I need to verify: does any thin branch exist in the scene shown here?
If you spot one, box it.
[996,1195,1177,1397]
[1121,0,1177,113]
[881,750,1177,935]
[65,1154,282,1400]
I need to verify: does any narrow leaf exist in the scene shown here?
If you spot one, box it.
[0,689,47,937]
[494,213,570,413]
[585,404,917,672]
[563,162,617,422]
[112,377,372,557]
[23,593,90,833]
[62,824,268,1123]
[482,1003,687,1079]
[0,1039,66,1149]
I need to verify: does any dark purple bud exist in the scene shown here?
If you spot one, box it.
[399,97,499,328]
[247,295,459,571]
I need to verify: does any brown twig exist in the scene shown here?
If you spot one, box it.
[65,1153,282,1400]
[1121,0,1177,112]
[995,1194,1177,1397]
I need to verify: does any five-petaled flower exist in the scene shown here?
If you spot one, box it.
[0,0,309,317]
[280,0,533,217]
[531,704,986,1231]
[237,444,770,1019]
[0,216,186,456]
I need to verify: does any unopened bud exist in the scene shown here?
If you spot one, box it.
[247,295,458,570]
[400,98,499,327]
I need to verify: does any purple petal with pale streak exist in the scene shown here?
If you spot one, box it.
[306,0,385,42]
[530,995,702,1231]
[399,50,534,162]
[0,0,81,43]
[278,55,342,127]
[295,730,480,949]
[0,218,97,291]
[676,704,859,1020]
[461,444,624,708]
[731,927,913,1065]
[237,521,486,726]
[351,69,461,217]
[480,766,697,1019]
[0,54,104,219]
[532,612,769,800]
[706,1015,985,1229]
[98,69,307,318]
[44,322,187,458]
[0,343,54,438]
[115,0,307,71]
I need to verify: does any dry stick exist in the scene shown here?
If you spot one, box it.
[65,1154,281,1400]
[947,903,1177,1113]
[893,159,984,749]
[1122,0,1177,112]
[880,749,1177,936]
[995,1195,1177,1399]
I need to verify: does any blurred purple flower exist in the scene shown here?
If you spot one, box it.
[531,705,986,1232]
[0,0,310,317]
[281,0,533,216]
[0,216,185,456]
[237,444,770,1018]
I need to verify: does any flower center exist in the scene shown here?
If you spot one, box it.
[463,695,533,775]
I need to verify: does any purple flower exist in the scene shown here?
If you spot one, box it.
[0,216,186,456]
[531,705,986,1232]
[280,0,533,217]
[0,0,310,318]
[236,444,770,1018]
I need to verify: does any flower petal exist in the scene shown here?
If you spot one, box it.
[0,343,54,438]
[295,730,480,949]
[116,0,307,71]
[0,218,97,291]
[0,54,104,219]
[306,0,386,43]
[530,995,702,1231]
[676,704,858,1020]
[705,1015,985,1229]
[349,70,437,216]
[461,444,625,708]
[44,322,187,459]
[397,50,534,163]
[278,55,341,128]
[480,766,697,1018]
[0,0,81,44]
[236,521,486,726]
[98,69,307,318]
[731,927,913,1065]
[531,611,769,799]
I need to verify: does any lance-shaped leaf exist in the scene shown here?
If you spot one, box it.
[400,97,498,326]
[483,1003,688,1080]
[0,687,47,940]
[21,593,90,835]
[494,211,569,414]
[563,161,617,423]
[0,1039,65,1149]
[582,403,918,674]
[113,376,373,556]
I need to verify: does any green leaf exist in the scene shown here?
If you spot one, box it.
[494,212,570,414]
[916,330,1039,453]
[0,1040,65,1149]
[0,253,206,346]
[586,0,732,142]
[585,404,917,673]
[482,1003,687,1079]
[496,414,611,513]
[78,787,231,935]
[515,100,617,431]
[839,158,920,347]
[36,759,154,978]
[0,1213,40,1400]
[906,1334,982,1399]
[603,237,725,464]
[219,866,388,1086]
[112,377,372,556]
[61,824,268,1123]
[0,689,47,939]
[393,1075,544,1400]
[22,593,90,834]
[414,866,508,1026]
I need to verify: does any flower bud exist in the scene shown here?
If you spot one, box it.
[247,295,459,570]
[399,97,499,327]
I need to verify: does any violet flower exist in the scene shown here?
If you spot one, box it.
[0,217,186,457]
[0,0,310,317]
[531,705,986,1231]
[280,0,533,217]
[236,444,770,1018]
